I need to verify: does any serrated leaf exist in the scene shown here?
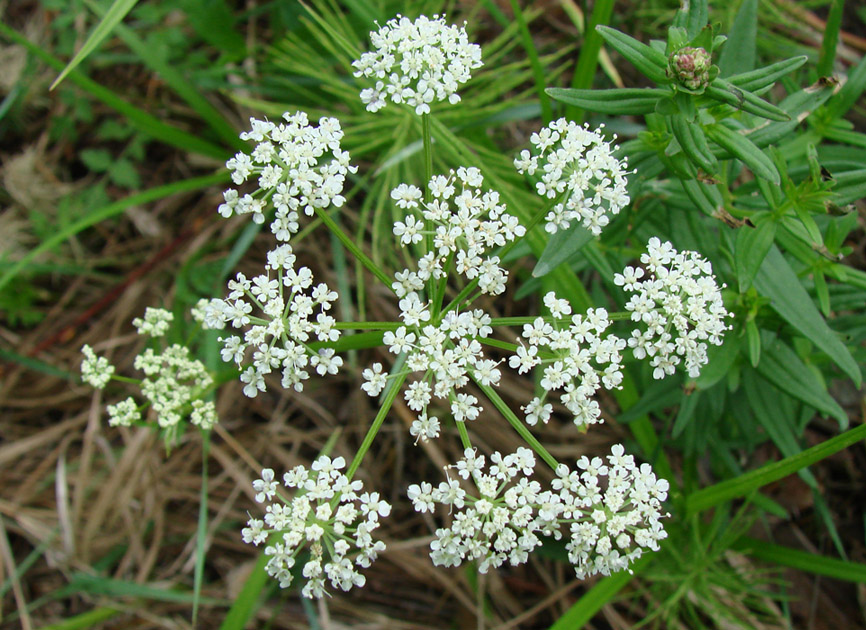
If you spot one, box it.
[546,87,667,115]
[753,245,862,386]
[51,0,140,90]
[756,333,849,428]
[531,222,594,278]
[736,219,776,292]
[718,0,757,76]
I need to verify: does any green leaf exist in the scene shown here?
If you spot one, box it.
[705,124,780,184]
[50,0,140,90]
[672,389,701,437]
[756,333,849,428]
[817,0,844,77]
[531,222,594,278]
[695,331,740,390]
[745,319,761,367]
[565,0,616,123]
[753,246,861,386]
[727,56,809,92]
[107,158,141,188]
[79,147,113,172]
[595,25,670,85]
[670,115,717,173]
[732,537,866,583]
[825,52,866,119]
[680,178,723,216]
[179,0,246,58]
[546,87,667,115]
[686,422,866,515]
[705,78,791,122]
[735,218,776,292]
[218,550,270,630]
[718,0,757,77]
[832,168,866,205]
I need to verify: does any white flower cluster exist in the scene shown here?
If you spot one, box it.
[363,308,497,441]
[221,112,357,242]
[81,344,114,389]
[194,244,342,397]
[353,14,483,115]
[132,307,174,337]
[391,167,525,296]
[514,118,630,236]
[242,456,390,599]
[80,309,218,431]
[615,237,729,379]
[412,444,668,579]
[510,292,625,429]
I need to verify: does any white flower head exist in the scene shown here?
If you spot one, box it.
[618,237,731,379]
[353,15,483,114]
[515,118,630,236]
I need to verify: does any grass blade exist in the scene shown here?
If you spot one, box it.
[50,0,140,90]
[733,536,866,583]
[566,0,616,122]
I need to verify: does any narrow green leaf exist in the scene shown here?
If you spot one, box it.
[179,0,246,58]
[753,246,861,386]
[686,422,866,515]
[532,222,594,278]
[547,87,667,115]
[218,552,270,630]
[695,331,740,390]
[509,0,552,123]
[825,52,866,119]
[684,0,709,40]
[566,0,616,122]
[595,25,670,85]
[816,0,844,77]
[670,116,717,173]
[548,554,651,630]
[0,172,229,293]
[718,0,757,77]
[736,219,776,292]
[733,537,866,583]
[0,23,227,159]
[705,78,791,122]
[727,56,809,92]
[745,319,761,367]
[38,607,121,630]
[50,0,140,90]
[756,334,849,428]
[705,124,780,184]
[746,81,837,147]
[672,389,701,437]
[832,168,866,205]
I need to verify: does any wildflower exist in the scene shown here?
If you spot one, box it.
[106,397,140,427]
[132,307,174,337]
[514,118,630,236]
[243,458,390,598]
[81,344,115,389]
[353,15,483,114]
[668,47,712,91]
[614,238,730,378]
[509,292,626,429]
[134,344,215,429]
[219,113,357,242]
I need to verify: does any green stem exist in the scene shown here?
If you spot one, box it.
[314,207,394,291]
[475,381,559,471]
[421,112,435,301]
[334,321,402,330]
[346,370,408,480]
[456,419,473,451]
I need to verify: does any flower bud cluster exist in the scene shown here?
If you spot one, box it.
[391,167,525,296]
[221,112,357,241]
[514,118,630,236]
[412,444,668,579]
[353,14,483,115]
[193,244,342,397]
[362,308,497,441]
[81,344,115,390]
[668,47,712,91]
[509,292,625,429]
[615,237,729,379]
[242,456,390,598]
[80,308,217,431]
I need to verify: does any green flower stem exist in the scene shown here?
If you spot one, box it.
[334,321,402,330]
[314,207,394,291]
[422,112,435,300]
[110,375,141,385]
[346,370,408,481]
[489,312,633,326]
[455,418,473,451]
[475,381,559,471]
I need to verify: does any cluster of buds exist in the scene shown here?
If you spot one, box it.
[668,46,712,91]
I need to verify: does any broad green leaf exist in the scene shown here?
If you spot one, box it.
[756,334,849,428]
[718,0,757,77]
[546,87,667,115]
[686,422,866,515]
[179,0,246,58]
[595,25,670,85]
[50,0,140,90]
[735,218,776,292]
[753,246,862,386]
[531,222,594,278]
[706,124,780,184]
[695,331,740,390]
